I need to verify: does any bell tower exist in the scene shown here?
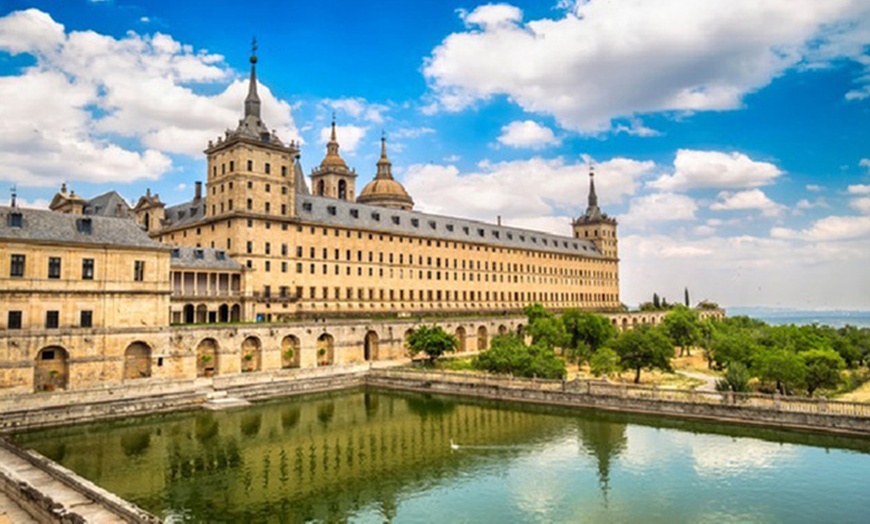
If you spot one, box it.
[203,39,300,221]
[309,116,357,201]
[572,166,618,259]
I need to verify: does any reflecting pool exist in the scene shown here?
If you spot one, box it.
[14,389,870,523]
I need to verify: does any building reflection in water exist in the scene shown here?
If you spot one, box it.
[18,390,633,522]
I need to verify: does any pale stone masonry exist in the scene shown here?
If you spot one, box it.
[0,48,639,395]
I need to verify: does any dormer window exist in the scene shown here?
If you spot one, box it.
[372,212,380,221]
[350,209,359,218]
[506,233,512,240]
[429,221,437,230]
[7,212,22,228]
[446,224,454,232]
[493,231,500,239]
[171,249,180,258]
[477,229,484,237]
[194,249,204,260]
[327,205,337,216]
[392,216,400,225]
[216,250,226,260]
[302,202,313,212]
[411,218,419,227]
[462,226,469,235]
[77,218,92,234]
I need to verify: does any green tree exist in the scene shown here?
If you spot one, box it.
[662,305,701,357]
[610,325,673,383]
[523,303,554,325]
[800,348,845,397]
[406,325,457,365]
[711,330,760,370]
[753,349,805,395]
[475,334,566,379]
[562,309,617,353]
[698,318,717,369]
[527,315,568,350]
[715,362,751,393]
[590,347,621,378]
[653,293,661,309]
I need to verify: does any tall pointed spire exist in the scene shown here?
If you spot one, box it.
[321,113,346,167]
[375,131,393,180]
[244,37,261,119]
[584,165,602,219]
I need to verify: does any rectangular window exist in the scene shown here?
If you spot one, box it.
[247,160,253,171]
[48,257,61,279]
[80,310,93,328]
[45,310,59,329]
[134,260,145,281]
[7,311,22,330]
[265,163,271,175]
[10,254,25,277]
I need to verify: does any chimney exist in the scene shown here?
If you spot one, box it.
[497,215,502,226]
[195,181,202,200]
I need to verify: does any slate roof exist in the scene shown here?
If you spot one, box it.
[170,247,243,270]
[296,195,605,258]
[163,198,207,230]
[83,191,131,217]
[0,206,167,250]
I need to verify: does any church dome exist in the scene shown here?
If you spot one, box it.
[356,135,414,211]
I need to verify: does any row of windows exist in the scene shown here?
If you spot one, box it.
[276,286,617,303]
[6,310,92,329]
[212,160,289,178]
[6,255,144,281]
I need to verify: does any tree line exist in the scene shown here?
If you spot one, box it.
[405,305,870,397]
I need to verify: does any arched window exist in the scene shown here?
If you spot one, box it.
[338,179,347,200]
[317,179,326,196]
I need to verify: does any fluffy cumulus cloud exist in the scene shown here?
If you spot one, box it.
[424,1,870,133]
[0,9,299,187]
[649,150,782,191]
[325,97,389,124]
[851,197,870,214]
[497,120,560,149]
[710,189,785,217]
[319,124,366,154]
[404,155,654,233]
[771,215,870,241]
[621,193,698,228]
[848,184,870,195]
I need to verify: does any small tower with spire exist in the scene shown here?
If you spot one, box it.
[572,165,618,259]
[202,40,300,225]
[357,132,414,211]
[309,115,357,201]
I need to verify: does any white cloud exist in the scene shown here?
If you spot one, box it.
[621,193,698,228]
[806,184,823,192]
[848,184,870,195]
[0,9,299,187]
[850,197,870,214]
[404,156,653,231]
[424,1,870,133]
[326,97,389,124]
[771,215,870,241]
[318,124,366,153]
[497,120,560,149]
[620,232,870,308]
[392,127,435,139]
[861,158,870,171]
[460,4,523,30]
[710,189,785,217]
[795,197,828,210]
[649,150,782,191]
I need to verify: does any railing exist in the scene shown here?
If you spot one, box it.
[368,369,870,419]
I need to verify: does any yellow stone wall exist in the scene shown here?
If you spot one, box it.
[0,241,170,331]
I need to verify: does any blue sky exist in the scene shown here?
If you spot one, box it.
[1,0,869,309]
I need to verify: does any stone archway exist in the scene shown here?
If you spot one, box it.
[183,304,194,324]
[124,342,152,380]
[196,338,218,377]
[455,326,467,353]
[498,324,508,335]
[317,333,334,366]
[364,330,379,361]
[241,336,262,372]
[34,346,69,392]
[281,335,300,369]
[196,304,208,324]
[218,304,229,323]
[230,304,241,322]
[477,326,488,351]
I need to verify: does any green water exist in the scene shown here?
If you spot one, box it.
[14,389,870,523]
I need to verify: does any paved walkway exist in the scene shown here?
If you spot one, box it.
[677,370,718,392]
[0,445,127,523]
